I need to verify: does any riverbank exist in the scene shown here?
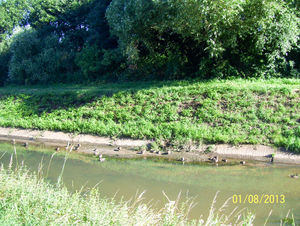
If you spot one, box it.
[0,127,299,164]
[0,78,300,159]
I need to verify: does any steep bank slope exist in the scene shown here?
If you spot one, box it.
[0,78,300,154]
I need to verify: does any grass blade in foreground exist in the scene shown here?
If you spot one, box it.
[0,160,256,225]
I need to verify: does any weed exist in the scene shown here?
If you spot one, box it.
[139,144,148,151]
[205,145,215,154]
[150,141,160,151]
[0,78,299,152]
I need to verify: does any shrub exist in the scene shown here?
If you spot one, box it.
[7,27,78,85]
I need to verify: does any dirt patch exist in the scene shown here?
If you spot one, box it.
[0,127,299,164]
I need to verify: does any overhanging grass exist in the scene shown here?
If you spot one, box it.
[0,156,257,225]
[0,78,300,153]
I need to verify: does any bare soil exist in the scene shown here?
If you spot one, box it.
[0,127,299,164]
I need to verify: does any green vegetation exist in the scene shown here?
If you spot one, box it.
[1,0,300,85]
[0,156,257,225]
[1,0,300,153]
[0,78,299,153]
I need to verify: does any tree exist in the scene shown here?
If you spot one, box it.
[75,0,125,82]
[8,26,78,84]
[106,0,300,79]
[0,0,30,85]
[0,0,29,42]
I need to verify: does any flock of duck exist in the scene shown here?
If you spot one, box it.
[179,155,247,167]
[208,156,245,165]
[11,139,299,178]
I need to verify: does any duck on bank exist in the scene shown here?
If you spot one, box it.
[2,133,300,165]
[289,173,299,178]
[99,154,105,162]
[209,156,218,163]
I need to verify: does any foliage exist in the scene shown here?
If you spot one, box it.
[1,0,300,84]
[73,0,125,82]
[75,46,126,82]
[0,0,30,85]
[7,27,78,85]
[29,0,92,49]
[283,126,300,153]
[0,0,29,42]
[86,0,117,49]
[107,0,300,79]
[106,0,203,79]
[0,78,299,153]
[0,36,12,86]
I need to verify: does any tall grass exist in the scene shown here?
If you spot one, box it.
[0,78,300,152]
[0,154,258,225]
[0,148,298,225]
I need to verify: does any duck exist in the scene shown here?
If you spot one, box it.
[66,141,71,149]
[156,151,161,155]
[94,149,99,155]
[55,147,60,152]
[117,147,121,151]
[75,144,81,151]
[213,156,219,163]
[150,149,155,153]
[209,156,218,163]
[138,150,146,154]
[222,159,228,163]
[289,173,299,178]
[99,154,106,162]
[240,161,246,165]
[181,157,185,162]
[24,142,29,147]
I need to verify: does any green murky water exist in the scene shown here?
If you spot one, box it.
[0,142,299,225]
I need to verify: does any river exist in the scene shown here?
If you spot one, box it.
[0,142,299,225]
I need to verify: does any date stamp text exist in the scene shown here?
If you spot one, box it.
[232,194,285,204]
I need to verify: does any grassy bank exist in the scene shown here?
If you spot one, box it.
[0,78,300,153]
[0,158,258,225]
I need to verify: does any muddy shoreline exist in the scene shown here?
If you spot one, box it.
[0,127,299,164]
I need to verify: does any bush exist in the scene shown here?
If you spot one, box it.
[75,45,127,83]
[0,38,12,86]
[8,27,78,85]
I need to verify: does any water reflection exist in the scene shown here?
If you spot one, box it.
[0,142,299,225]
